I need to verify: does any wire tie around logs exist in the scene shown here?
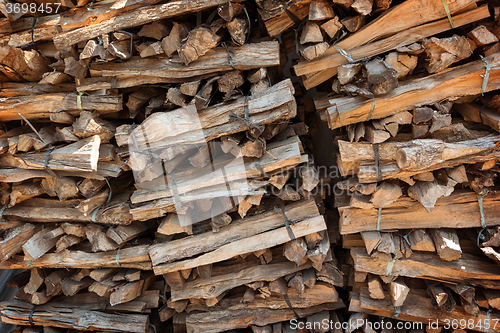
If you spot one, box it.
[229,96,263,131]
[477,193,487,247]
[16,110,45,144]
[367,99,376,121]
[391,306,401,319]
[440,0,455,29]
[170,173,182,211]
[480,55,490,96]
[386,256,396,276]
[244,7,251,41]
[21,17,39,52]
[116,247,121,268]
[373,143,382,182]
[28,260,33,268]
[117,30,133,58]
[0,204,7,222]
[254,161,267,177]
[77,91,84,111]
[91,179,112,222]
[274,205,296,240]
[150,324,157,333]
[376,207,382,231]
[280,0,301,25]
[284,292,300,319]
[396,229,413,247]
[44,146,58,178]
[29,304,37,326]
[222,43,236,70]
[485,308,492,333]
[334,46,354,63]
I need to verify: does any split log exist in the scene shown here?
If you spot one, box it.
[0,301,148,332]
[0,94,122,121]
[0,245,151,270]
[257,0,311,37]
[429,229,462,261]
[82,41,280,91]
[389,277,409,307]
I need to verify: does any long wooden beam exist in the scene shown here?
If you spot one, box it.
[351,247,500,289]
[340,191,500,234]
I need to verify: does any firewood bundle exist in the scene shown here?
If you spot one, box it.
[295,0,500,329]
[0,1,349,332]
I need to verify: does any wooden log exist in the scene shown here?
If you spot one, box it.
[368,275,385,299]
[351,247,500,289]
[0,223,36,262]
[321,53,500,129]
[408,181,454,213]
[423,35,472,73]
[408,229,435,252]
[22,227,64,261]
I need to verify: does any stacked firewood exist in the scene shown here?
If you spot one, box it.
[0,1,350,333]
[295,0,500,330]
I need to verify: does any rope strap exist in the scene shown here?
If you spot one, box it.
[376,207,382,231]
[284,292,300,319]
[91,179,113,222]
[480,55,491,96]
[28,260,33,268]
[117,30,133,58]
[222,43,236,70]
[254,161,267,177]
[0,204,6,222]
[386,256,396,276]
[77,92,84,111]
[116,247,121,268]
[44,146,58,178]
[367,100,376,121]
[281,0,301,25]
[485,308,492,333]
[477,193,487,247]
[334,46,354,63]
[391,306,401,319]
[274,205,296,240]
[373,143,382,182]
[29,304,37,326]
[440,0,455,29]
[170,173,182,210]
[229,95,264,131]
[150,324,157,333]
